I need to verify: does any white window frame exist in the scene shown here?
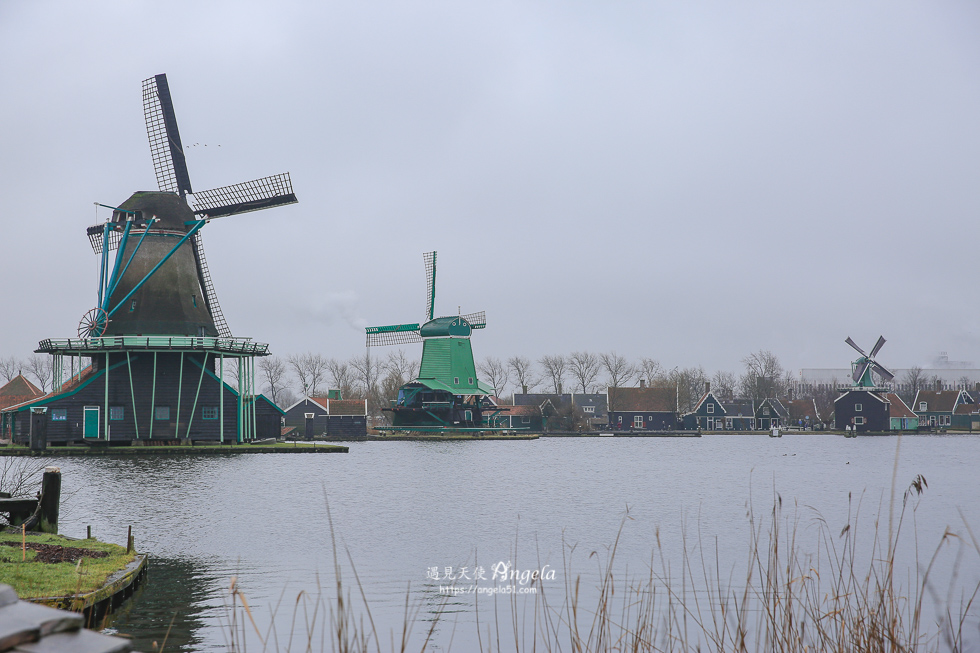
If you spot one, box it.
[855,404,862,412]
[707,403,714,414]
[854,416,865,425]
[633,415,643,428]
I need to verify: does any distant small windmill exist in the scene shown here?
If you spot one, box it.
[365,252,498,430]
[845,336,895,388]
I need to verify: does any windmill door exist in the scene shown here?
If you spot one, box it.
[83,406,100,438]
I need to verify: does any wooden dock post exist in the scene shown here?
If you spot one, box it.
[37,467,61,534]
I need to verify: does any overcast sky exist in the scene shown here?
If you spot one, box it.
[1,1,978,377]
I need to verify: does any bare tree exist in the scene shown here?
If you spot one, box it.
[218,358,239,391]
[739,350,785,401]
[25,355,52,393]
[538,354,568,395]
[326,358,358,400]
[478,356,510,398]
[287,353,329,397]
[277,387,299,409]
[508,356,539,394]
[258,356,289,407]
[383,350,418,383]
[638,358,666,386]
[0,356,22,383]
[600,352,637,390]
[375,350,419,417]
[711,370,738,401]
[671,366,708,412]
[568,351,602,394]
[351,351,385,421]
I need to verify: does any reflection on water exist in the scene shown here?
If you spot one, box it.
[48,436,980,650]
[108,557,218,652]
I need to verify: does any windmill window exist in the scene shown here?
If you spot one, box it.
[155,406,170,421]
[855,404,862,412]
[110,406,124,421]
[50,409,67,421]
[202,407,218,420]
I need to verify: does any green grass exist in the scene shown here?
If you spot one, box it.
[0,532,135,599]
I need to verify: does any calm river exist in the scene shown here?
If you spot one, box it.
[52,434,980,651]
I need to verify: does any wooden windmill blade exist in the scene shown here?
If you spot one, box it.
[459,311,486,329]
[191,173,298,218]
[142,74,193,197]
[423,251,437,322]
[365,324,423,347]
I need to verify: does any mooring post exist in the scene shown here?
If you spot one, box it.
[38,467,61,534]
[127,525,133,553]
[87,525,92,539]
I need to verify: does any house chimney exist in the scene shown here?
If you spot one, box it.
[557,383,563,395]
[704,381,710,392]
[522,384,527,394]
[936,379,943,391]
[788,387,794,400]
[639,379,646,388]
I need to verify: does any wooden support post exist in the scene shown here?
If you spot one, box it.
[87,525,92,539]
[127,525,133,553]
[38,467,61,535]
[149,352,157,439]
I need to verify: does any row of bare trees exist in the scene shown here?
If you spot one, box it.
[0,355,54,392]
[256,351,419,419]
[476,350,796,413]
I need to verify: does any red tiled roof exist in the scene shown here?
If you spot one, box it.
[608,386,676,412]
[912,390,961,413]
[786,399,819,421]
[0,375,42,398]
[495,404,539,416]
[885,393,917,419]
[327,400,366,416]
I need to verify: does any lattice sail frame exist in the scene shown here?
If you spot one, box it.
[365,327,423,347]
[192,173,297,218]
[142,75,192,196]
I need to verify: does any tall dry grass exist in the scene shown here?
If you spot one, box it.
[216,475,979,652]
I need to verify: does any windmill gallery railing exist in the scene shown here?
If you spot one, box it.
[36,336,269,356]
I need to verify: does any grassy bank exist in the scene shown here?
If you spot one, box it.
[0,532,136,599]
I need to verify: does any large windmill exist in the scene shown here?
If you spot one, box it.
[79,73,297,339]
[4,74,296,446]
[834,335,896,433]
[365,252,501,431]
[845,336,895,388]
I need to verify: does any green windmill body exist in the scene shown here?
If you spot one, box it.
[366,252,498,430]
[845,336,895,389]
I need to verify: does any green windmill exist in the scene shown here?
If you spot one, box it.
[366,252,496,430]
[845,336,895,388]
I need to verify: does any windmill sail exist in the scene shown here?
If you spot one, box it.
[191,232,232,338]
[192,173,297,218]
[143,74,192,196]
